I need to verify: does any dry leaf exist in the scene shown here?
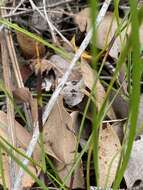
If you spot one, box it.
[20,64,33,83]
[96,12,126,59]
[0,149,39,189]
[13,87,32,103]
[30,59,53,75]
[43,96,84,188]
[31,55,84,106]
[31,55,82,82]
[61,80,85,107]
[55,159,84,189]
[112,122,124,143]
[74,9,126,59]
[0,111,31,149]
[50,55,84,107]
[0,111,41,188]
[16,32,46,59]
[98,123,121,188]
[49,54,81,81]
[74,8,90,32]
[75,8,143,59]
[80,60,116,119]
[13,87,38,123]
[124,135,143,188]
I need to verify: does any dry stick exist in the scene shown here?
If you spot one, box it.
[41,0,75,9]
[0,0,26,31]
[1,30,17,189]
[0,6,27,11]
[13,0,112,189]
[6,32,23,87]
[29,0,73,48]
[1,6,33,130]
[43,0,57,43]
[10,0,26,15]
[2,7,75,19]
[5,30,33,130]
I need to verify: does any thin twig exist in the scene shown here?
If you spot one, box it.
[0,0,26,31]
[0,6,27,11]
[1,7,75,19]
[40,0,75,9]
[43,0,57,43]
[5,30,33,130]
[29,0,73,47]
[13,0,112,189]
[1,5,33,131]
[11,0,26,15]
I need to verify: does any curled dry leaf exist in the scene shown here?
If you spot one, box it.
[0,111,41,189]
[13,87,38,123]
[80,60,116,119]
[43,96,84,188]
[16,32,46,59]
[124,135,143,188]
[98,123,121,188]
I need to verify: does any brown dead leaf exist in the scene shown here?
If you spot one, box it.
[31,56,84,106]
[16,32,46,59]
[75,8,143,59]
[20,64,33,83]
[96,12,126,59]
[124,135,143,188]
[74,8,90,32]
[49,55,82,81]
[13,87,38,123]
[80,60,116,119]
[98,123,121,188]
[74,9,126,59]
[31,55,82,81]
[0,111,31,149]
[0,111,41,189]
[55,159,84,189]
[43,96,84,188]
[30,59,53,75]
[13,87,32,103]
[0,148,39,189]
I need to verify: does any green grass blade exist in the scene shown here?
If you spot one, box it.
[113,1,142,188]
